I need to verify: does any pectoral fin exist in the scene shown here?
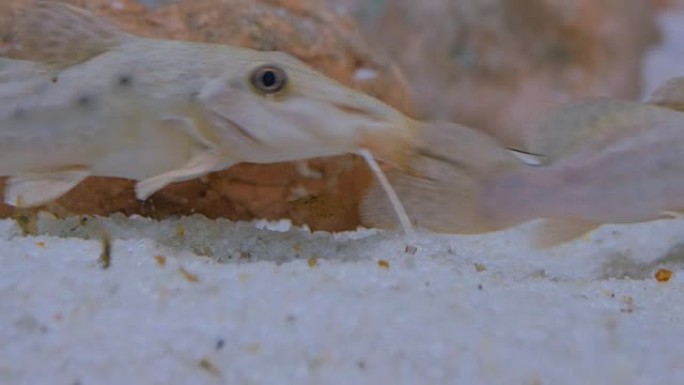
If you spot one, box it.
[160,110,220,151]
[135,152,235,200]
[532,219,599,249]
[5,168,91,208]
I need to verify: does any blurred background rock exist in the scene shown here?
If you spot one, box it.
[328,0,661,148]
[0,0,679,230]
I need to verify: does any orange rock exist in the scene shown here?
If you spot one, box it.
[0,0,414,231]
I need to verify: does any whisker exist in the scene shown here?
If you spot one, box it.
[358,148,414,237]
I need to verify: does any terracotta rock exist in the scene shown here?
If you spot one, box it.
[0,0,414,231]
[329,0,659,149]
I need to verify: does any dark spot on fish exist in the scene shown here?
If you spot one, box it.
[76,95,94,108]
[51,76,59,83]
[117,74,132,86]
[11,108,27,120]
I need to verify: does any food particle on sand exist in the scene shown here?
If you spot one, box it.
[175,225,185,239]
[474,263,487,272]
[198,357,222,377]
[179,266,199,283]
[154,255,166,267]
[654,268,673,282]
[98,232,112,270]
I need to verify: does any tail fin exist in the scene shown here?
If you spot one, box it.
[13,1,127,68]
[647,77,684,112]
[360,121,525,234]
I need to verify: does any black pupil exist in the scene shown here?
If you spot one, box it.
[261,70,277,88]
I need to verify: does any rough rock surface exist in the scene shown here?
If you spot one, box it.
[0,0,413,231]
[329,0,660,149]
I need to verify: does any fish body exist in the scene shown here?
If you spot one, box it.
[12,40,402,159]
[0,85,221,206]
[362,98,684,247]
[0,1,417,231]
[0,92,201,179]
[485,99,684,224]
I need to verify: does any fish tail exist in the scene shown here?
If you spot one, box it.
[360,121,529,234]
[13,1,127,68]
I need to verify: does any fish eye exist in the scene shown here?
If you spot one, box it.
[250,64,288,95]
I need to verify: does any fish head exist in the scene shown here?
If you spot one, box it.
[12,1,418,167]
[196,50,418,167]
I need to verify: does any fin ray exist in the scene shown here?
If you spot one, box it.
[135,152,234,200]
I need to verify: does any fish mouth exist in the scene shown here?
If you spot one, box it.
[205,108,263,147]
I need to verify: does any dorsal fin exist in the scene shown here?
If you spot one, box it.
[525,99,664,161]
[647,77,684,112]
[15,1,127,68]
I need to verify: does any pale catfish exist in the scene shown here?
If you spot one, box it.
[361,97,684,248]
[0,1,420,233]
